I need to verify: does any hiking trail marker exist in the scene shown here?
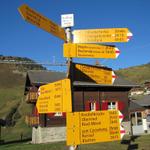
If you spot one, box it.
[63,43,120,59]
[70,63,116,85]
[67,110,125,145]
[36,79,72,113]
[73,28,132,43]
[18,4,66,41]
[18,4,132,149]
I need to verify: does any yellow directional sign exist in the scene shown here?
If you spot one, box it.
[73,28,132,43]
[18,4,66,41]
[36,79,72,113]
[63,43,120,59]
[73,63,115,85]
[67,110,121,145]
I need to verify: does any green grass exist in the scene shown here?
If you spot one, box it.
[1,135,150,150]
[0,86,24,118]
[0,86,32,142]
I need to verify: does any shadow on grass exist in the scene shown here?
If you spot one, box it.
[121,136,139,150]
[0,138,31,145]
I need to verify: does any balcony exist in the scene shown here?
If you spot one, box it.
[25,115,39,127]
[25,92,38,103]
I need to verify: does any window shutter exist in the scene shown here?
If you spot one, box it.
[47,113,55,117]
[85,101,90,111]
[96,101,100,110]
[62,112,66,117]
[33,106,39,116]
[101,101,108,110]
[118,101,125,111]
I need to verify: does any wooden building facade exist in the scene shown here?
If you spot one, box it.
[24,70,138,128]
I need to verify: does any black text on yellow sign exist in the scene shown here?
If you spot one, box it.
[73,28,132,43]
[63,43,120,59]
[36,79,72,113]
[66,110,121,145]
[18,4,66,41]
[70,63,116,85]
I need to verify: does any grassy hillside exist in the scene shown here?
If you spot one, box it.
[0,56,46,142]
[116,63,150,84]
[0,55,150,143]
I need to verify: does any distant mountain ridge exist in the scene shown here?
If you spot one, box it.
[0,55,46,72]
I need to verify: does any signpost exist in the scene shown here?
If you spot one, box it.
[36,79,72,113]
[63,43,120,59]
[18,4,66,41]
[73,28,133,43]
[70,62,116,85]
[18,4,132,149]
[67,110,123,145]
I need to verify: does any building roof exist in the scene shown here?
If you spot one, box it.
[24,70,66,94]
[73,76,138,88]
[27,70,66,84]
[24,70,138,94]
[134,95,150,107]
[129,100,145,112]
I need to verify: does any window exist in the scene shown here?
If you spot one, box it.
[90,102,96,111]
[85,101,99,111]
[108,102,117,110]
[146,114,150,122]
[54,112,63,117]
[131,112,142,126]
[102,101,124,111]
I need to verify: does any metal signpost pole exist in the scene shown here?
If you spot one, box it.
[65,26,79,150]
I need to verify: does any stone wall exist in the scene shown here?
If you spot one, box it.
[32,126,66,144]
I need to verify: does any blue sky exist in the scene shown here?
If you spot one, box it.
[0,0,150,72]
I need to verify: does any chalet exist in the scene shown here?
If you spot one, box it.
[24,70,138,143]
[130,87,144,96]
[144,81,150,88]
[135,95,150,120]
[144,81,150,95]
[129,100,146,135]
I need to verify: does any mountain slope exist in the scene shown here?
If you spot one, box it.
[116,63,150,84]
[0,56,46,142]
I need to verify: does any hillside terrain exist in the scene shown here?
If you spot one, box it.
[0,56,46,142]
[0,55,150,142]
[116,63,150,84]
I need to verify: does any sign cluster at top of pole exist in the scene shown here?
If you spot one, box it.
[18,3,131,146]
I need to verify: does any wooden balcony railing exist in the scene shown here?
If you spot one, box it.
[25,92,38,103]
[25,115,39,127]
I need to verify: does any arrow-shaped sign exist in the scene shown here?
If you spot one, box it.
[63,43,120,59]
[119,111,125,139]
[18,4,66,41]
[70,62,116,85]
[73,28,133,43]
[36,79,72,113]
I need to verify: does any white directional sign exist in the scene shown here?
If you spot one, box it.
[61,14,74,28]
